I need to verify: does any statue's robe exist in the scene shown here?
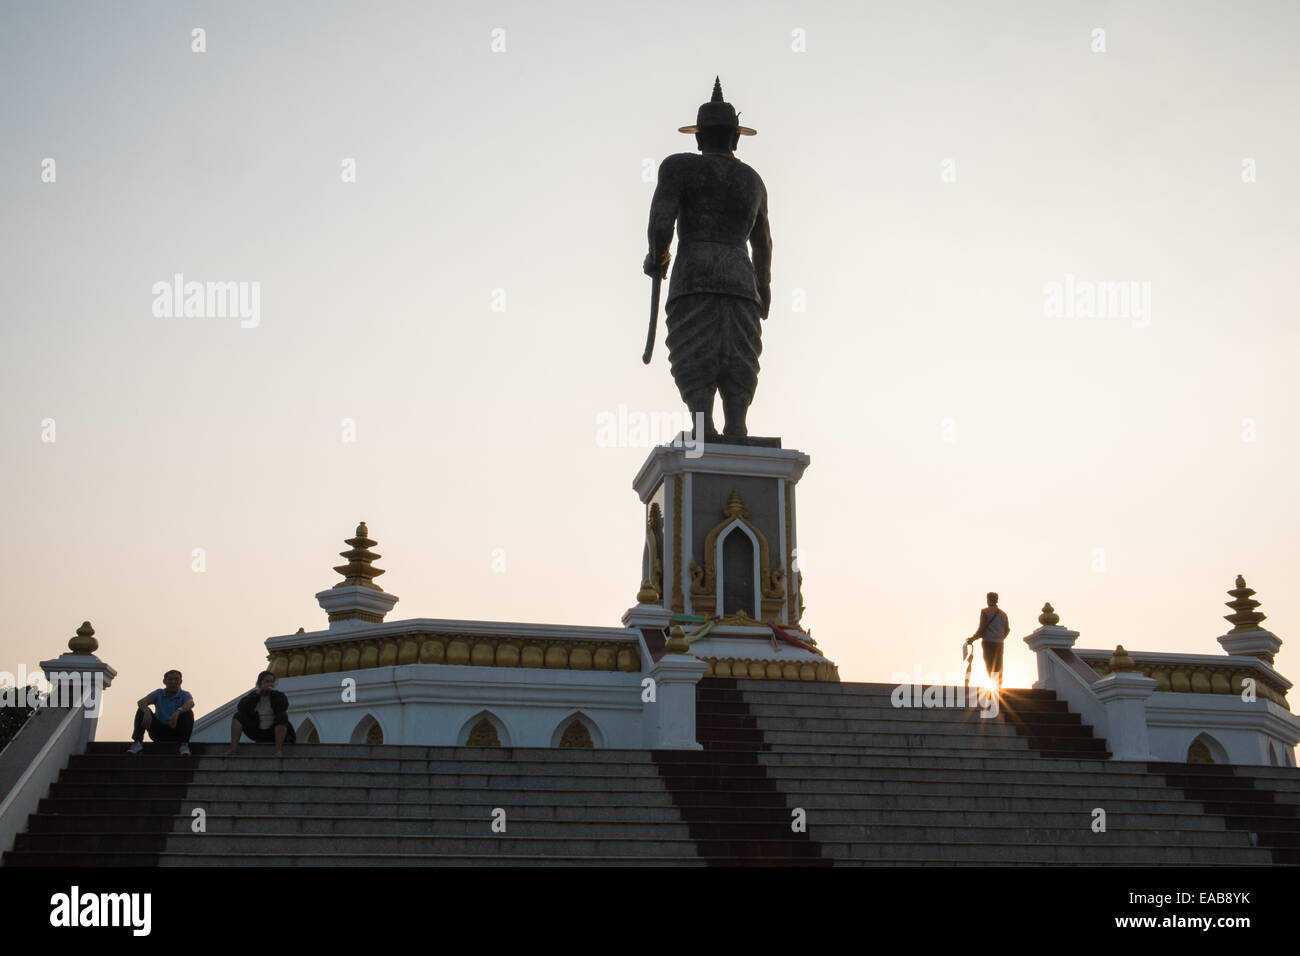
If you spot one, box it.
[647,153,771,401]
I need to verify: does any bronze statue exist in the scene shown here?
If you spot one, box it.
[643,78,772,444]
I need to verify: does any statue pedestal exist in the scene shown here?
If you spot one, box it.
[630,440,838,681]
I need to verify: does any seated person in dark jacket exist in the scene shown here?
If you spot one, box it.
[224,670,296,757]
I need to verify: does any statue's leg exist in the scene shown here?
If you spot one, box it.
[719,379,751,439]
[684,386,720,441]
[665,294,722,442]
[718,297,761,440]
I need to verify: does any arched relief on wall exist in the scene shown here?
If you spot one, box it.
[458,710,509,747]
[296,714,321,744]
[550,711,603,749]
[350,713,384,745]
[689,491,785,624]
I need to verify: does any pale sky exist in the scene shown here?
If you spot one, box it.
[1,1,1297,738]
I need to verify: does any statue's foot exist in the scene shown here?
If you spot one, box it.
[687,414,720,443]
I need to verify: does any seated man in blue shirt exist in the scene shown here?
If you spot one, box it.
[128,669,196,755]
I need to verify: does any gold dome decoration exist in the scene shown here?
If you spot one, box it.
[69,621,98,654]
[1038,603,1060,627]
[665,624,691,654]
[1108,645,1135,672]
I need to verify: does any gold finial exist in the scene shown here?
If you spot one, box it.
[296,627,305,633]
[68,621,98,654]
[1225,574,1267,633]
[332,521,386,591]
[722,490,750,519]
[1038,603,1060,626]
[636,579,661,604]
[1108,644,1135,671]
[665,624,691,654]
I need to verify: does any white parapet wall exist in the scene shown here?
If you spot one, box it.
[1025,625,1300,767]
[192,616,707,749]
[0,706,93,856]
[193,662,647,748]
[1145,693,1299,767]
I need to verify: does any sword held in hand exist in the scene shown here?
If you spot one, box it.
[642,251,670,365]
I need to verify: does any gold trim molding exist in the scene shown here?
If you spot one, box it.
[268,632,643,678]
[1079,656,1289,709]
[702,657,839,682]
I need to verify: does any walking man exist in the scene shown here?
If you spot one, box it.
[966,592,1009,690]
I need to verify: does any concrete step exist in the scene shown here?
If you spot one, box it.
[51,768,673,789]
[74,752,665,776]
[26,813,697,839]
[817,841,1267,864]
[85,743,660,762]
[702,697,1080,719]
[14,831,705,856]
[699,716,1040,737]
[36,797,695,818]
[718,679,1058,700]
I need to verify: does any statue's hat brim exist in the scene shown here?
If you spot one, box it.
[679,124,756,135]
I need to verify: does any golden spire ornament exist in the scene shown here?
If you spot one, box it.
[332,521,386,591]
[1224,574,1266,633]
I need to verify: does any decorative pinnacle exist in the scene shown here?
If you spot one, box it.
[1038,603,1060,627]
[332,521,386,591]
[711,76,723,102]
[722,490,750,519]
[1224,574,1266,633]
[665,624,691,654]
[1108,645,1135,671]
[68,621,98,654]
[636,579,661,604]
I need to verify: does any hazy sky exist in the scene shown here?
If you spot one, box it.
[2,1,1297,737]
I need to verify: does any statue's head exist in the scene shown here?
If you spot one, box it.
[695,126,741,153]
[678,76,755,151]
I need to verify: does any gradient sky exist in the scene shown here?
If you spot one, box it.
[1,1,1297,741]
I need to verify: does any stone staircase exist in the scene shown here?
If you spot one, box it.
[695,678,1295,865]
[4,746,701,866]
[4,677,1297,866]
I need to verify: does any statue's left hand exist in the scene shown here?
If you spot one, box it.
[643,251,670,279]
